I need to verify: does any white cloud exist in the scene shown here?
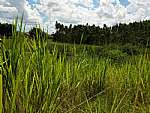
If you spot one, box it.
[0,0,42,28]
[100,0,110,6]
[0,0,150,33]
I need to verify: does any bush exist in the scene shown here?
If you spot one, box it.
[122,44,140,55]
[29,27,49,40]
[106,49,128,64]
[0,23,14,37]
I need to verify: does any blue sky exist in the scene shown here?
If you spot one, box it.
[27,0,38,4]
[28,0,128,5]
[119,0,128,6]
[93,0,100,8]
[93,0,128,8]
[0,0,150,32]
[27,0,129,8]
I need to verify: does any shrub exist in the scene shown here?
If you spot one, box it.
[106,49,128,64]
[122,44,140,55]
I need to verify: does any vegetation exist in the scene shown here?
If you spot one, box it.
[1,19,150,112]
[0,48,2,113]
[53,20,150,47]
[0,23,14,37]
[1,20,150,47]
[29,27,51,40]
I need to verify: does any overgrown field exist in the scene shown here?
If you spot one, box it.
[1,24,150,113]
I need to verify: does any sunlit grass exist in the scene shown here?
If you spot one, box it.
[0,56,2,113]
[1,19,150,113]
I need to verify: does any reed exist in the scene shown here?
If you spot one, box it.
[1,19,150,113]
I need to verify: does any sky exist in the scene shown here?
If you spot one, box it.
[0,0,150,33]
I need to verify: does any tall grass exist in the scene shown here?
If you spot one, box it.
[1,20,150,113]
[0,42,2,113]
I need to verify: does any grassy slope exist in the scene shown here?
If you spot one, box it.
[1,33,150,113]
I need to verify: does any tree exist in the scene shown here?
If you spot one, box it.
[52,20,150,47]
[29,27,49,40]
[0,23,14,37]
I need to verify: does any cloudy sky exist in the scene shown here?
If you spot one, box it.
[0,0,150,32]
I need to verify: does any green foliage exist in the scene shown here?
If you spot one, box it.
[0,23,14,37]
[0,40,2,113]
[106,49,128,64]
[1,21,150,113]
[53,20,150,47]
[29,27,50,40]
[122,44,141,55]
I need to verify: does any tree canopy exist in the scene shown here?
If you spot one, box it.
[0,23,14,37]
[52,20,150,47]
[1,20,150,47]
[28,27,50,40]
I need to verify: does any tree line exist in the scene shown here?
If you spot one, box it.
[0,20,150,46]
[0,23,50,39]
[0,23,14,37]
[52,20,150,46]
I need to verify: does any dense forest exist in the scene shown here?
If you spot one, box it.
[0,20,150,47]
[0,23,14,37]
[52,20,150,47]
[0,24,49,39]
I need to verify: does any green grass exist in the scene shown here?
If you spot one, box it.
[0,61,2,113]
[1,21,150,113]
[0,38,3,113]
